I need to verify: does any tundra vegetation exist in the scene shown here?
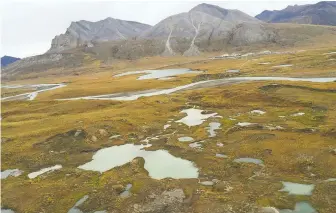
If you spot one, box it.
[1,47,336,213]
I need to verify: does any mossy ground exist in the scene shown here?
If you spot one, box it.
[1,47,336,213]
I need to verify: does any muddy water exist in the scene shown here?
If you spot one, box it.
[78,144,198,179]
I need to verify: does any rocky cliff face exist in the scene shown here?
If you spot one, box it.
[48,18,151,53]
[256,1,336,26]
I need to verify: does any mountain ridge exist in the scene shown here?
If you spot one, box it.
[1,56,21,67]
[256,1,336,25]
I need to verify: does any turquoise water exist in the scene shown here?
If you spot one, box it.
[279,202,317,213]
[279,182,315,195]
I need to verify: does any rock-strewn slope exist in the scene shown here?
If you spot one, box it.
[256,1,336,26]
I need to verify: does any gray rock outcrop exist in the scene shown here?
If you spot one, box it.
[48,18,151,53]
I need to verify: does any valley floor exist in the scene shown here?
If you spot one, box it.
[1,47,336,213]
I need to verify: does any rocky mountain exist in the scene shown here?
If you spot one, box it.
[48,18,151,53]
[256,1,336,26]
[1,56,20,67]
[4,3,336,80]
[140,3,275,56]
[49,3,276,56]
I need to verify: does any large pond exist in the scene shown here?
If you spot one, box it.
[114,68,202,80]
[78,143,199,180]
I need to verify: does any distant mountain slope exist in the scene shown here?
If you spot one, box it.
[140,3,262,39]
[1,56,21,67]
[48,18,152,53]
[256,1,336,26]
[140,3,273,56]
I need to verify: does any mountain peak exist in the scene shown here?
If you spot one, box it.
[190,3,258,23]
[256,1,336,25]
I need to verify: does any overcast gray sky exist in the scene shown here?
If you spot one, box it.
[1,0,319,58]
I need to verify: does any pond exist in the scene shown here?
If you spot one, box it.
[233,157,263,165]
[1,169,23,179]
[176,108,219,127]
[178,136,194,142]
[78,144,199,180]
[207,122,221,137]
[279,182,315,195]
[28,165,62,179]
[279,202,317,213]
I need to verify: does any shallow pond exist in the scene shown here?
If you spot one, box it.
[207,122,221,137]
[120,184,133,198]
[189,142,203,149]
[68,195,89,213]
[176,108,219,127]
[237,122,256,127]
[226,69,240,73]
[163,124,171,130]
[28,165,62,179]
[200,181,214,186]
[279,182,315,195]
[272,64,293,68]
[324,178,336,182]
[78,144,198,179]
[250,110,266,115]
[1,169,23,179]
[216,153,228,158]
[279,202,317,213]
[114,68,202,80]
[292,112,305,116]
[233,158,263,165]
[1,209,15,213]
[178,136,194,142]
